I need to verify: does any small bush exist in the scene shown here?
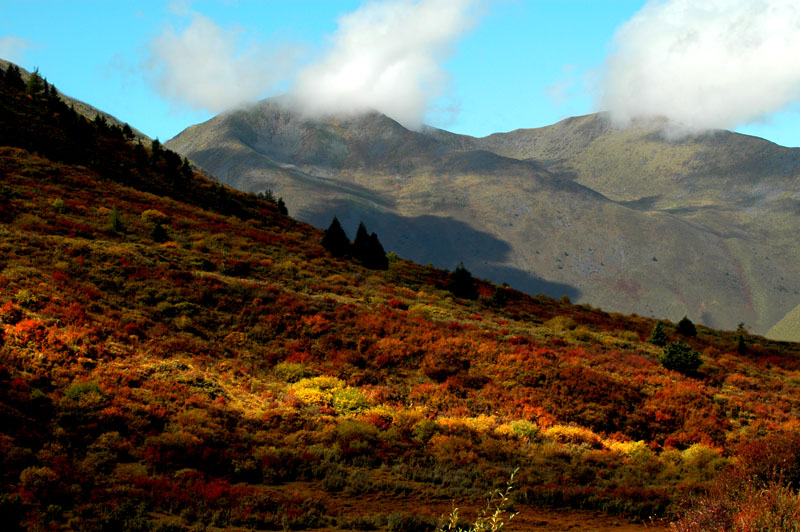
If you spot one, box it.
[660,341,702,374]
[509,420,539,441]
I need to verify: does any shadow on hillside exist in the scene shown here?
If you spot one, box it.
[304,200,581,301]
[180,146,396,209]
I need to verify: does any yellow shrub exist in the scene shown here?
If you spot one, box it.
[545,316,578,331]
[544,424,603,448]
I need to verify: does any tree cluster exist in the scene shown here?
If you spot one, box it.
[322,218,388,270]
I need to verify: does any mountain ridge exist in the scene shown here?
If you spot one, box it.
[167,99,800,335]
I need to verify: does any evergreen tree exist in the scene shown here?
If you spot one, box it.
[322,216,351,257]
[6,65,24,90]
[150,138,162,166]
[364,232,389,270]
[448,262,478,300]
[351,221,371,262]
[181,157,193,180]
[349,221,388,269]
[276,197,288,216]
[122,123,134,140]
[25,67,44,95]
[648,321,668,346]
[736,334,747,355]
[676,316,697,337]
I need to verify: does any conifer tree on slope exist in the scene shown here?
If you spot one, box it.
[351,221,388,270]
[322,216,351,257]
[366,232,389,270]
[351,221,371,262]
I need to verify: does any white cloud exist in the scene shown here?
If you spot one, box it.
[599,0,800,133]
[146,12,300,113]
[291,0,480,130]
[0,36,32,64]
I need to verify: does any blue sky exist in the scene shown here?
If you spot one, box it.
[2,1,799,147]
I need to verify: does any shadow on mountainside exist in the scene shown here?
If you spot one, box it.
[303,200,581,301]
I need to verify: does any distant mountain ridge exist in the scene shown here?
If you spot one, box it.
[167,99,800,336]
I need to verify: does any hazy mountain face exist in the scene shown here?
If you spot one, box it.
[166,100,800,335]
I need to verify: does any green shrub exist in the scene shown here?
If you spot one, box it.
[332,387,369,415]
[509,420,539,441]
[274,362,311,382]
[660,341,702,374]
[108,207,124,232]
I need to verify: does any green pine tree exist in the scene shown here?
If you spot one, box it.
[322,216,351,258]
[676,316,697,337]
[351,221,371,262]
[648,322,668,346]
[25,67,44,95]
[448,262,478,300]
[365,232,389,270]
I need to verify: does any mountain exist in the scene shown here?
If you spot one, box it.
[767,304,800,342]
[6,62,800,532]
[166,101,800,336]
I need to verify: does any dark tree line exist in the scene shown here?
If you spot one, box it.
[0,64,289,224]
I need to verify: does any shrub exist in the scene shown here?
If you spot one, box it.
[509,420,539,441]
[274,362,311,382]
[660,341,702,374]
[141,209,169,225]
[332,388,370,415]
[388,512,437,532]
[108,206,124,232]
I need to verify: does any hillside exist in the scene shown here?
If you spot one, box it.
[767,304,800,342]
[3,65,800,531]
[167,100,800,336]
[0,59,148,141]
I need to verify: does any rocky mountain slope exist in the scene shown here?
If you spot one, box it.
[166,100,800,336]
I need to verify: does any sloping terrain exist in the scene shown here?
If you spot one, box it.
[0,59,148,140]
[166,101,800,336]
[768,304,800,342]
[3,63,800,532]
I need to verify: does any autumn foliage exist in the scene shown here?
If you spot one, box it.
[1,64,799,531]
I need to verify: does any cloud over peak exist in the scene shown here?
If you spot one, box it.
[291,0,479,130]
[146,12,300,113]
[600,0,800,133]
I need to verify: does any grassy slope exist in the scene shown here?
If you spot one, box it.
[3,68,800,531]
